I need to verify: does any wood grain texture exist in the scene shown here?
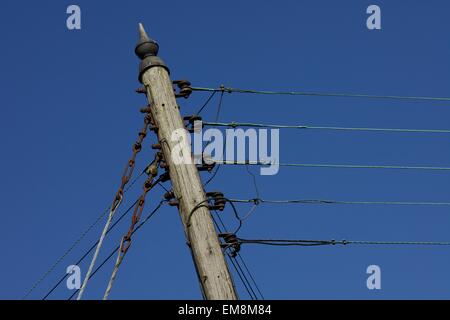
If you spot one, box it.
[142,67,237,300]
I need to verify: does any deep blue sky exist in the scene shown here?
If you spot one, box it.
[1,1,450,300]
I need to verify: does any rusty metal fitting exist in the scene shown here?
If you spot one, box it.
[183,115,203,133]
[173,80,192,99]
[140,106,152,114]
[168,200,179,207]
[160,171,171,183]
[215,198,226,206]
[183,115,202,121]
[160,162,169,169]
[138,131,147,139]
[144,114,154,124]
[157,151,165,163]
[145,164,158,177]
[220,233,238,244]
[219,233,241,257]
[115,189,124,202]
[151,143,162,150]
[133,142,142,152]
[135,87,146,94]
[209,204,225,211]
[196,162,215,172]
[144,179,153,190]
[206,191,223,198]
[164,191,175,200]
[206,192,226,211]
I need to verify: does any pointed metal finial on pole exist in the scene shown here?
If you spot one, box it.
[135,23,159,59]
[138,23,150,42]
[135,23,168,82]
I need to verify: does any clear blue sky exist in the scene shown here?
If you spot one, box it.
[1,0,450,300]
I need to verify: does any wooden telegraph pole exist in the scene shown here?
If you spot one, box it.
[135,23,237,300]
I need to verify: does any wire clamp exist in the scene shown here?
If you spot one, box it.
[135,86,147,94]
[206,192,226,211]
[168,200,179,207]
[164,191,175,201]
[196,160,216,172]
[183,115,203,133]
[173,80,192,99]
[251,198,261,205]
[219,233,241,257]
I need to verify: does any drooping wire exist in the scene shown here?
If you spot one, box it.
[203,88,226,187]
[24,170,146,300]
[241,165,261,221]
[224,198,243,234]
[195,91,217,115]
[245,165,260,200]
[67,201,166,300]
[191,86,450,102]
[211,213,258,300]
[214,160,450,172]
[204,121,450,135]
[214,89,225,122]
[223,222,263,299]
[186,198,243,236]
[213,208,264,300]
[204,165,222,187]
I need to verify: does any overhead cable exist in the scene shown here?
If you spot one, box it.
[214,160,450,172]
[191,86,450,102]
[204,121,450,134]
